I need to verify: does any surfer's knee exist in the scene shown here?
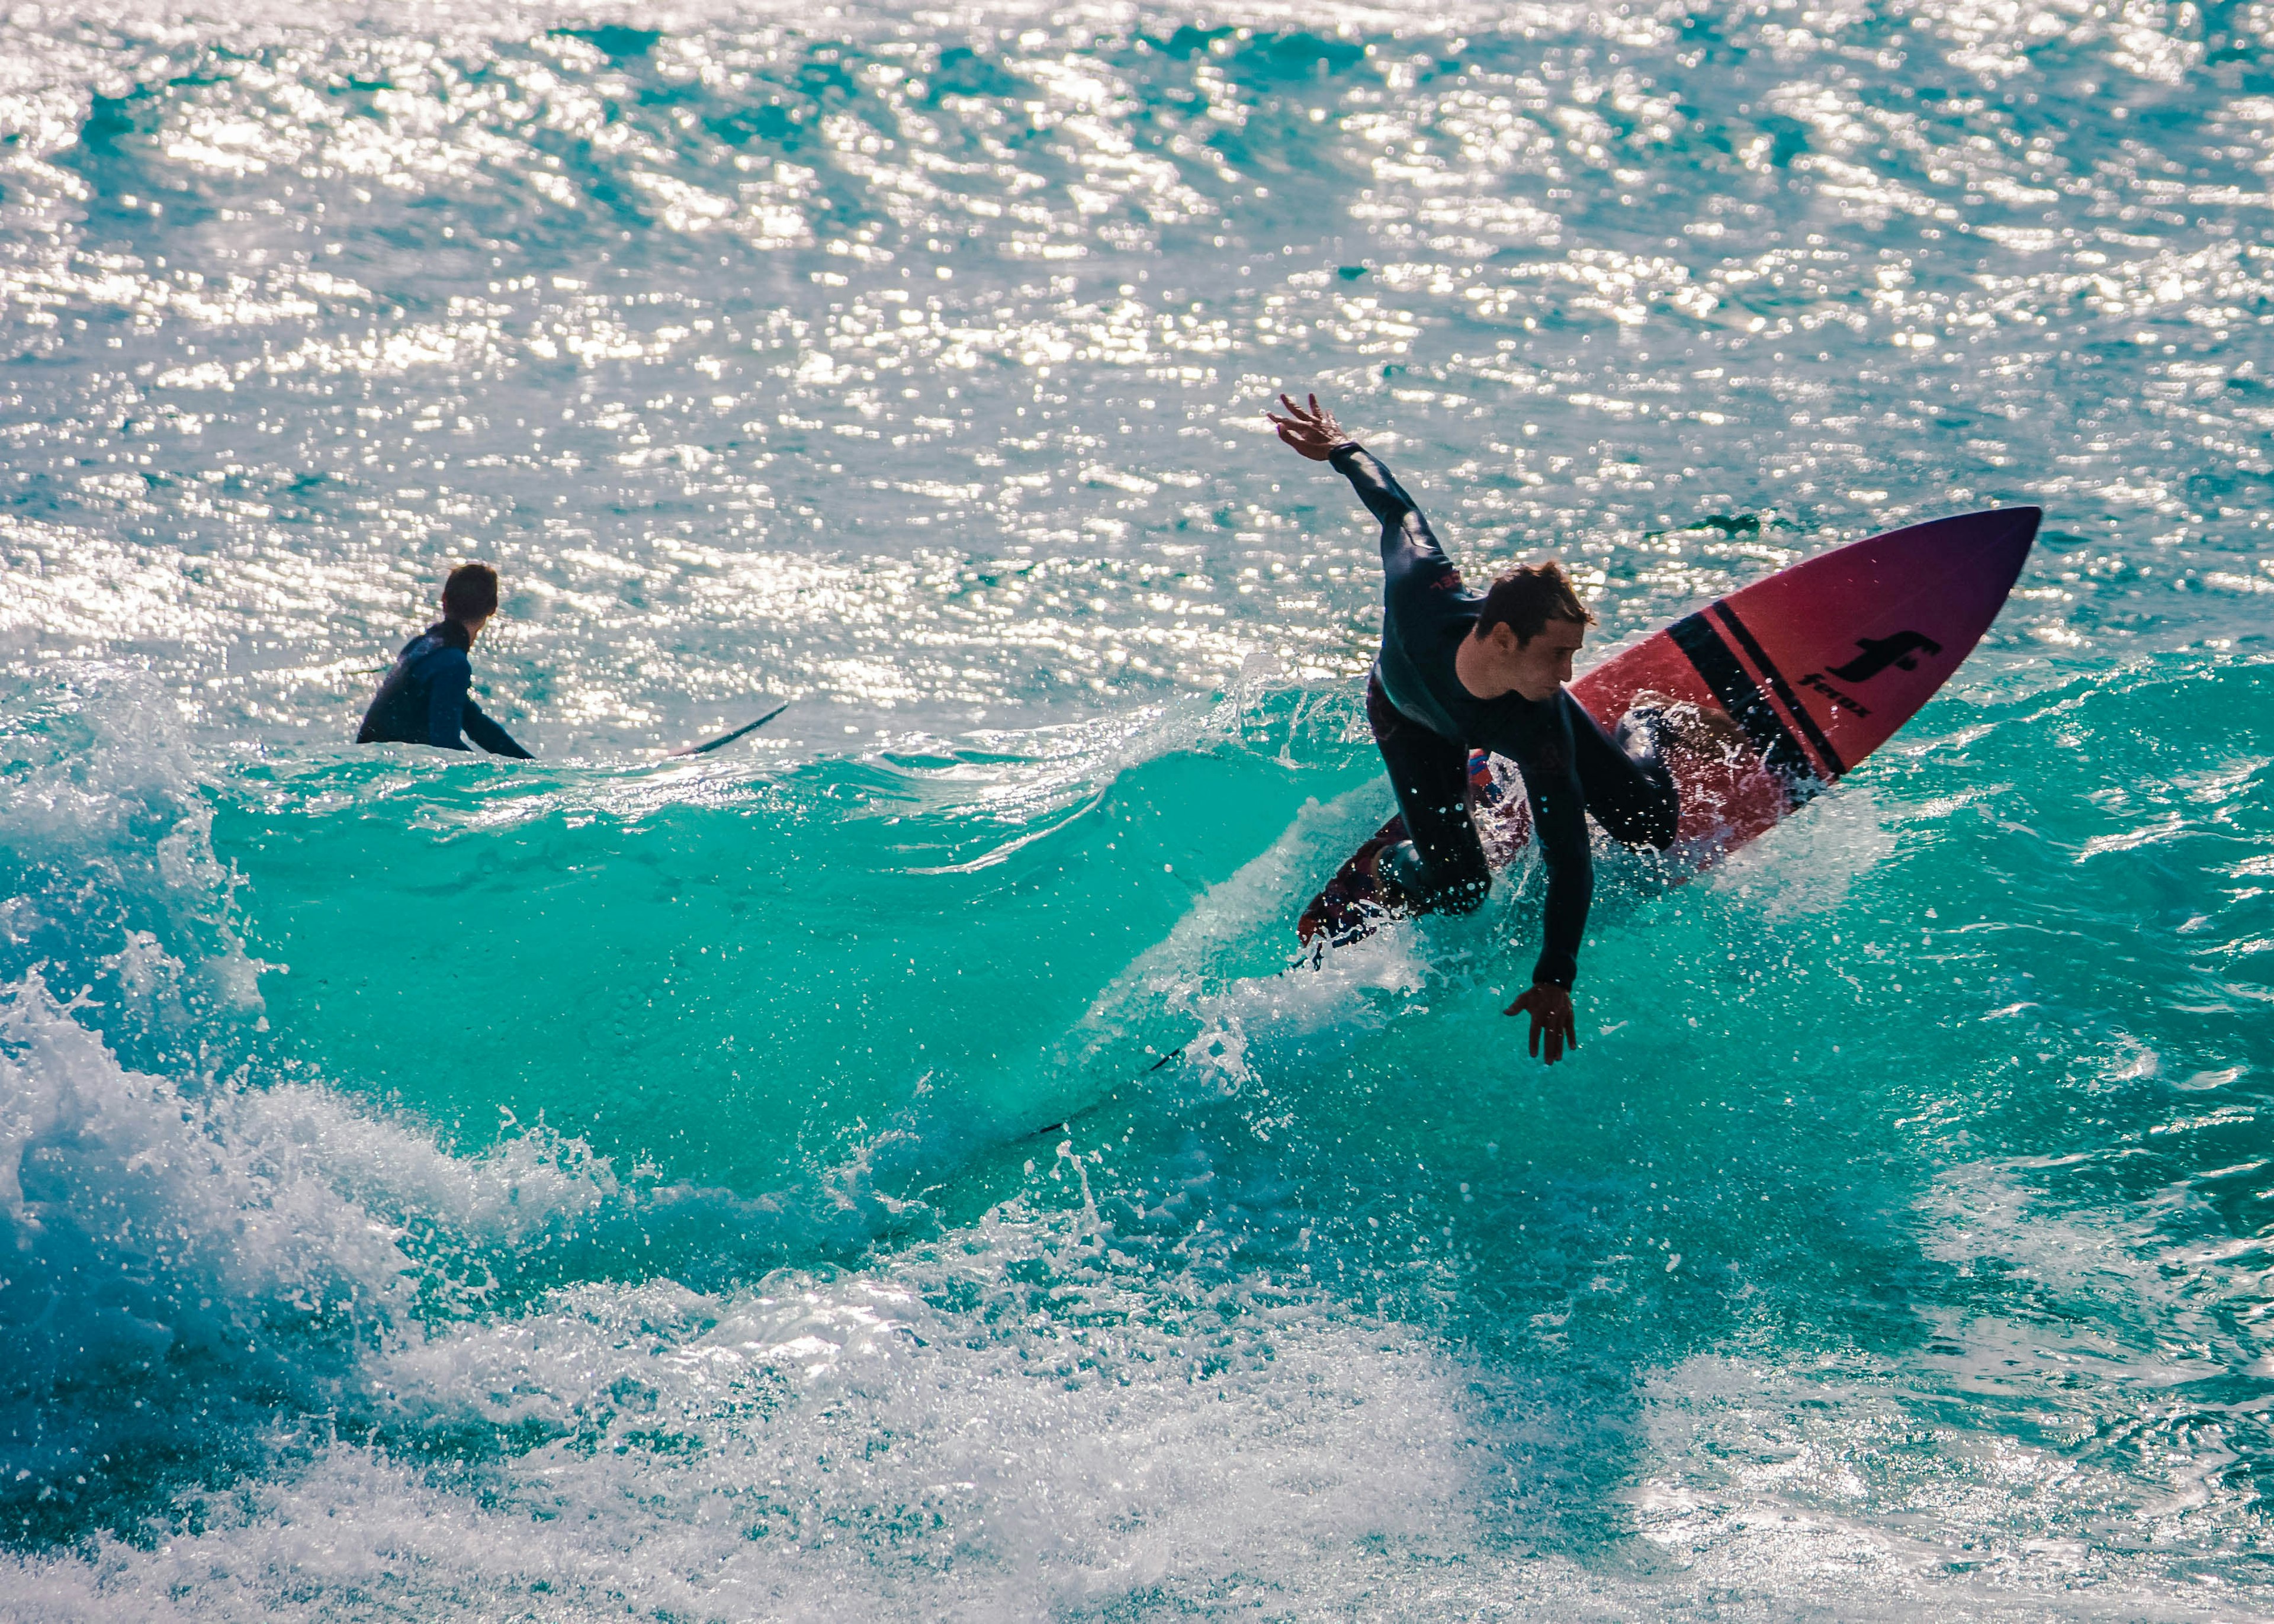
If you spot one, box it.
[1610,703,1688,850]
[1425,850,1493,913]
[1592,787,1676,853]
[1634,777,1679,850]
[1383,840,1489,914]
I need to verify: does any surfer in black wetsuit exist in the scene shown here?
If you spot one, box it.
[355,562,534,758]
[1270,393,1684,1063]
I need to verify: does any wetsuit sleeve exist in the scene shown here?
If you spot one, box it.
[461,701,534,759]
[1489,709,1592,989]
[1525,763,1593,989]
[1327,444,1459,599]
[423,649,473,751]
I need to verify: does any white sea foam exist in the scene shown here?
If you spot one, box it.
[1056,778,1431,1108]
[0,886,2254,1616]
[0,973,413,1512]
[0,970,1502,1616]
[7,1188,2249,1620]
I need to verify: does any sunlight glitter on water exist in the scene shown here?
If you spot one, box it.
[5,0,2270,755]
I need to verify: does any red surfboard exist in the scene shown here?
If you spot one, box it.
[1299,506,2041,945]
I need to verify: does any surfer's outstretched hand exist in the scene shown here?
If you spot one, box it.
[1506,983,1579,1065]
[1267,393,1350,460]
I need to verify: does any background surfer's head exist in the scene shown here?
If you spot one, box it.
[441,562,501,636]
[1470,561,1595,699]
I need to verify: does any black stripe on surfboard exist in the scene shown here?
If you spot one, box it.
[1668,610,1817,798]
[1710,601,1847,780]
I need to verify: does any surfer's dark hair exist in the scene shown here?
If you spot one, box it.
[441,562,500,622]
[1476,561,1594,645]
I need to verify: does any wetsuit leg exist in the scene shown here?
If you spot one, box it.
[1570,702,1679,850]
[1367,672,1491,912]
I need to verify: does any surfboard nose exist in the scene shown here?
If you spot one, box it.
[1902,504,2039,598]
[1993,504,2042,543]
[1981,504,2041,588]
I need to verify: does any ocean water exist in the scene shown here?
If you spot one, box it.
[3,0,2272,1615]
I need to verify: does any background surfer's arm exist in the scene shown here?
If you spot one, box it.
[1523,765,1594,989]
[461,700,534,759]
[422,651,473,751]
[1326,444,1453,586]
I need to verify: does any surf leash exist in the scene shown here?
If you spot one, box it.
[1022,1044,1185,1139]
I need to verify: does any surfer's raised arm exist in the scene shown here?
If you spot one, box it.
[1273,390,1683,1065]
[1268,394,1454,590]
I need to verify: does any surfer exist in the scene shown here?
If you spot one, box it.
[1269,393,1685,1064]
[355,562,535,758]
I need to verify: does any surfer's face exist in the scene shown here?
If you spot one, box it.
[1505,616,1586,700]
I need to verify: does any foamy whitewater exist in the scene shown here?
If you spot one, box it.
[3,1,2272,1617]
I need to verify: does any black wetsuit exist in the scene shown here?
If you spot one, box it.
[355,622,533,757]
[1332,443,1674,989]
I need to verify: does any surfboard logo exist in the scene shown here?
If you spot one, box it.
[1828,631,1942,683]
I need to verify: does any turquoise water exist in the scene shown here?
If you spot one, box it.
[4,0,2273,1615]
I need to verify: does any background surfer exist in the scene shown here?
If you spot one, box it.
[1269,393,1687,1063]
[355,562,535,758]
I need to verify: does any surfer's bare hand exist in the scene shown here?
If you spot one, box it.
[1266,393,1351,461]
[1506,983,1578,1065]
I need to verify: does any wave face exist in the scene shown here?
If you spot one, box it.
[5,1,2274,1617]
